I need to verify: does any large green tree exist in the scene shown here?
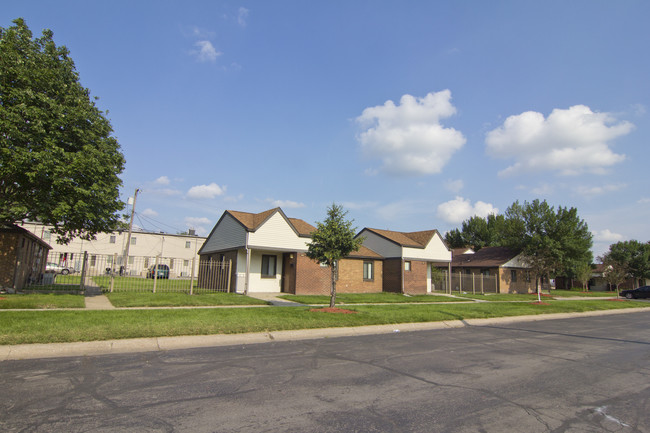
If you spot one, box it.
[1,18,125,243]
[603,240,650,287]
[307,204,363,308]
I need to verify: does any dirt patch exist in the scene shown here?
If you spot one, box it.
[309,307,357,314]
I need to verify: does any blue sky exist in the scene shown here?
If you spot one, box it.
[4,1,649,258]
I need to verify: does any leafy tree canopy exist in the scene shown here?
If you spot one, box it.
[307,204,363,307]
[1,18,125,243]
[602,240,650,284]
[445,199,593,282]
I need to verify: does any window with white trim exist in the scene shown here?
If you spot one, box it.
[261,255,277,278]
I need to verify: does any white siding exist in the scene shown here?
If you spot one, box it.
[403,232,451,262]
[248,212,310,251]
[201,213,247,254]
[247,250,282,292]
[358,229,402,258]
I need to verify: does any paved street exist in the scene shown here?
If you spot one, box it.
[1,311,649,432]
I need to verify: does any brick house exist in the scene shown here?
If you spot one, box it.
[198,208,383,294]
[0,224,52,290]
[356,228,452,294]
[450,246,536,293]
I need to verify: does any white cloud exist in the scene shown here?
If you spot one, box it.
[266,199,305,209]
[592,229,624,243]
[444,179,464,193]
[574,183,625,197]
[187,183,226,199]
[185,217,212,236]
[637,197,650,204]
[436,196,498,224]
[154,176,170,185]
[356,90,466,176]
[193,40,221,62]
[141,208,158,217]
[486,105,633,176]
[530,183,554,196]
[238,7,249,27]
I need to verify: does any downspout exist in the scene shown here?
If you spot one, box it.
[244,231,250,296]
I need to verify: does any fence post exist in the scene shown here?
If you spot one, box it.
[226,259,232,293]
[481,274,484,294]
[459,271,462,292]
[472,273,475,294]
[153,255,159,293]
[190,256,196,295]
[80,251,88,293]
[110,253,117,293]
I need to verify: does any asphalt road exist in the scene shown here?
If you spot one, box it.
[1,311,649,432]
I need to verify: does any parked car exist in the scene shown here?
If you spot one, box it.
[620,286,650,299]
[46,262,75,275]
[146,264,170,279]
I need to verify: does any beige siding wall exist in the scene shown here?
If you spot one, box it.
[248,213,310,251]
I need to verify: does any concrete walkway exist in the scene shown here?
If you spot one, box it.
[84,294,115,310]
[245,292,305,306]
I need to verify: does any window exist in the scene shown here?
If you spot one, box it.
[261,255,277,278]
[144,257,149,268]
[185,241,191,248]
[110,235,116,244]
[184,260,189,267]
[525,272,531,282]
[404,261,411,271]
[130,237,136,245]
[90,255,96,267]
[511,270,517,282]
[43,231,51,241]
[169,259,174,269]
[481,269,490,277]
[363,261,374,281]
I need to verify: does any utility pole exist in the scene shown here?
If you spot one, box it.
[123,188,140,274]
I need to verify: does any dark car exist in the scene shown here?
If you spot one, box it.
[146,264,170,279]
[620,285,650,299]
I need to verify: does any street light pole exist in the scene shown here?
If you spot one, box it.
[123,188,140,274]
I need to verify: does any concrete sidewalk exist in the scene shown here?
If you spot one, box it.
[1,307,647,361]
[246,292,305,306]
[84,294,115,310]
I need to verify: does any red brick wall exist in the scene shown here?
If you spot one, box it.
[404,260,428,294]
[295,254,384,295]
[337,259,383,293]
[295,253,331,295]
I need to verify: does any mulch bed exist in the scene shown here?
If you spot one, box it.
[309,307,357,314]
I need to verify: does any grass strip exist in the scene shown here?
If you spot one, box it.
[105,292,269,307]
[1,300,646,345]
[550,290,618,298]
[279,293,473,304]
[0,294,85,309]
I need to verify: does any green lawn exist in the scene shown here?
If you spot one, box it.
[0,293,85,309]
[551,289,618,297]
[105,292,269,307]
[1,300,646,345]
[278,293,473,304]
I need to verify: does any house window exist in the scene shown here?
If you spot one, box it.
[130,237,137,245]
[144,257,149,268]
[184,260,189,266]
[43,231,51,242]
[404,261,411,271]
[90,255,96,267]
[363,261,374,281]
[169,259,174,269]
[481,269,490,277]
[525,272,531,282]
[110,235,116,244]
[511,270,517,282]
[261,255,277,278]
[185,241,191,248]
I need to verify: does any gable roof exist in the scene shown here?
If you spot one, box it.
[452,246,521,268]
[362,228,440,249]
[227,208,315,237]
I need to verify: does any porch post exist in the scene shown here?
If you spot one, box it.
[447,262,452,294]
[244,232,250,295]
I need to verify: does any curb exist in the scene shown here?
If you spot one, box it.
[1,307,648,361]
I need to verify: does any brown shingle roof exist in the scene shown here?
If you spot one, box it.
[364,228,438,248]
[227,208,316,237]
[452,246,520,268]
[347,245,382,259]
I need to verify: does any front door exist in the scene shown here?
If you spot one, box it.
[281,253,296,293]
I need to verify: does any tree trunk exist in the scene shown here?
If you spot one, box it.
[330,261,337,308]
